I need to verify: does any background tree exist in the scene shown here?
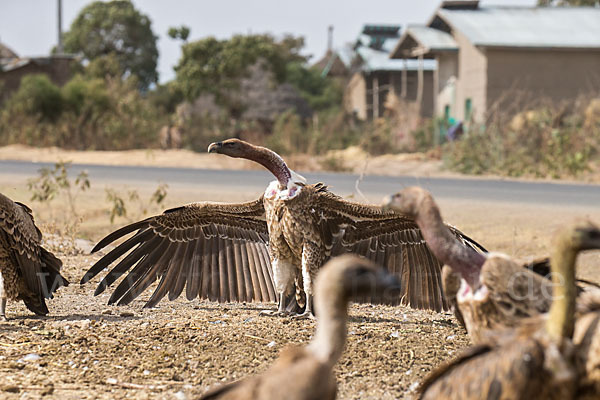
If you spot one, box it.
[538,0,598,5]
[63,0,159,90]
[173,34,307,105]
[168,25,190,42]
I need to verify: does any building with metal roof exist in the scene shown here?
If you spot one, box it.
[391,0,600,123]
[0,53,77,104]
[344,24,437,121]
[0,41,18,62]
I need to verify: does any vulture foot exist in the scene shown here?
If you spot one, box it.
[292,310,316,320]
[259,309,290,317]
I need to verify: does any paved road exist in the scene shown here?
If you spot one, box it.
[1,160,599,208]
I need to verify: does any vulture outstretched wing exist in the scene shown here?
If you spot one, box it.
[309,185,486,311]
[0,193,68,315]
[81,197,275,307]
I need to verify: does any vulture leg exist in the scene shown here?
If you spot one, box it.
[0,271,6,320]
[260,258,296,316]
[294,242,324,320]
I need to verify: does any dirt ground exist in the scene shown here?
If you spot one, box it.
[0,151,599,399]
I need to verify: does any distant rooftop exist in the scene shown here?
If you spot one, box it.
[356,24,402,51]
[354,24,436,71]
[0,42,18,60]
[362,24,401,37]
[432,7,600,48]
[1,55,77,72]
[391,26,457,58]
[356,43,437,72]
[440,0,480,10]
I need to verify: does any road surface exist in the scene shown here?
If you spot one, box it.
[1,160,599,208]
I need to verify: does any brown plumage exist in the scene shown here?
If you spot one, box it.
[207,139,484,317]
[0,193,68,318]
[384,187,595,344]
[417,222,600,400]
[573,291,600,398]
[442,257,595,334]
[81,140,484,315]
[81,199,275,306]
[198,255,401,400]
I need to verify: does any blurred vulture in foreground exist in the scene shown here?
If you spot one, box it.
[0,193,69,319]
[81,139,485,316]
[198,255,401,400]
[416,222,600,399]
[384,186,600,344]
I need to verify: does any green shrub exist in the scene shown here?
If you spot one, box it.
[8,74,63,122]
[443,100,598,178]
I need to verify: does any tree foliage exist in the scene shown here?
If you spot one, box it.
[63,0,158,89]
[7,74,64,122]
[174,34,307,104]
[285,62,343,111]
[168,25,190,42]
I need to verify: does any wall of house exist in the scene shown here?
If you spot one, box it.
[486,48,600,116]
[0,57,75,104]
[388,69,434,118]
[454,30,488,122]
[344,69,434,120]
[435,53,458,118]
[344,72,368,120]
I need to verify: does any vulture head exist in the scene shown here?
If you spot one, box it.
[316,254,402,305]
[555,222,600,253]
[208,138,305,191]
[382,186,431,218]
[208,138,252,159]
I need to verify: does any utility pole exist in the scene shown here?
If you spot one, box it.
[57,0,64,54]
[327,25,333,52]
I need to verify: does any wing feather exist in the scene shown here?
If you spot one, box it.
[82,198,274,308]
[0,194,68,315]
[311,187,481,312]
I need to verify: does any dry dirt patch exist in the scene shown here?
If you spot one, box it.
[0,253,468,400]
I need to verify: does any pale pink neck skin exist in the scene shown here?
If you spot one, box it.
[245,145,292,188]
[415,197,486,290]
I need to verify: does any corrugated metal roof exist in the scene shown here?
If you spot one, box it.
[404,26,458,51]
[436,7,600,48]
[1,58,32,72]
[356,45,437,72]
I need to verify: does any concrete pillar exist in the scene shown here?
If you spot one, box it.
[372,74,379,119]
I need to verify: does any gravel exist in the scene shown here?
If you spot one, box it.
[0,253,469,400]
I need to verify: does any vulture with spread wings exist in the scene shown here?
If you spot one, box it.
[81,139,485,316]
[0,193,69,319]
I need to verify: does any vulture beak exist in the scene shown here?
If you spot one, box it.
[208,142,222,153]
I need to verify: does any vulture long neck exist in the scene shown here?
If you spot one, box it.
[546,235,577,341]
[307,283,348,367]
[245,145,292,188]
[415,197,486,290]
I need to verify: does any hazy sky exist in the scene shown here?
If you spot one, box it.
[1,0,536,83]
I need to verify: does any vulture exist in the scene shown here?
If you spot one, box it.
[384,186,600,344]
[198,254,401,400]
[81,139,484,316]
[0,193,69,319]
[417,221,600,400]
